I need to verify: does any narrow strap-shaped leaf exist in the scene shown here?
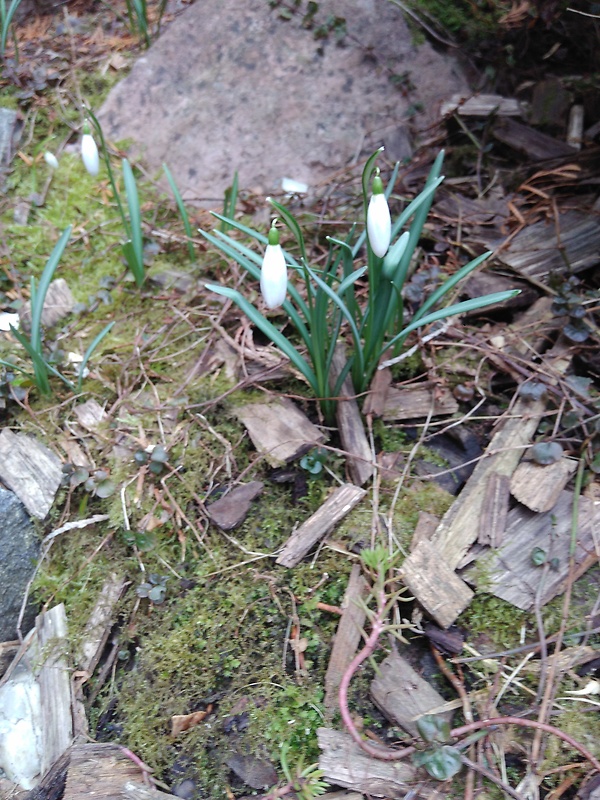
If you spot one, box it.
[122,158,145,286]
[163,163,196,263]
[30,226,72,353]
[205,284,318,391]
[86,109,129,235]
[77,321,116,392]
[384,290,520,353]
[268,198,308,265]
[411,251,492,325]
[304,266,365,383]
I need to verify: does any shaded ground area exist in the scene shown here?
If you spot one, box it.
[0,2,599,799]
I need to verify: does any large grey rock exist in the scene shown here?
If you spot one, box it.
[99,0,466,206]
[0,487,39,641]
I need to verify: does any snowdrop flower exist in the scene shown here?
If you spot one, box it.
[367,168,391,258]
[81,122,99,177]
[44,151,59,169]
[260,221,287,309]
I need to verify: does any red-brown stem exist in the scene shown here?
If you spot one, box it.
[337,597,600,775]
[451,718,600,773]
[338,588,415,761]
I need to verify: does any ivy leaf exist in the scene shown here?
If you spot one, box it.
[423,746,462,781]
[417,715,451,744]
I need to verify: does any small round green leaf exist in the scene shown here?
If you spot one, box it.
[530,441,563,465]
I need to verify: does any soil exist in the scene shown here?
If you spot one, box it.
[0,2,599,799]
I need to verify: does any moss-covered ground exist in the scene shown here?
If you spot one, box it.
[0,3,599,799]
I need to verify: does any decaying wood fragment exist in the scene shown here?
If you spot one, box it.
[401,538,474,629]
[478,472,510,547]
[381,382,458,421]
[35,605,72,777]
[362,368,391,417]
[122,782,181,800]
[466,491,598,611]
[320,792,365,800]
[432,395,557,570]
[19,279,75,330]
[331,348,373,486]
[62,744,149,799]
[0,430,62,519]
[440,93,524,117]
[318,728,417,798]
[370,652,453,737]
[276,484,366,568]
[490,210,600,280]
[410,511,440,551]
[510,457,578,512]
[77,574,128,676]
[73,399,108,432]
[235,397,325,466]
[324,564,370,711]
[493,117,577,160]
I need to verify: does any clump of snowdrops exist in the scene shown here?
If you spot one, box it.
[203,149,518,421]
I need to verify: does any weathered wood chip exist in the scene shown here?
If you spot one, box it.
[63,744,144,799]
[488,209,600,279]
[318,728,417,799]
[478,472,510,547]
[381,382,458,421]
[35,604,72,776]
[276,484,366,568]
[19,278,75,329]
[510,457,578,512]
[401,538,474,629]
[73,399,108,432]
[331,347,373,486]
[466,491,598,611]
[206,481,264,530]
[324,563,369,712]
[236,397,325,466]
[440,93,524,117]
[0,429,62,519]
[370,652,453,737]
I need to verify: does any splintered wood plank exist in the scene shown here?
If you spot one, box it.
[235,397,325,466]
[370,652,453,737]
[35,604,72,776]
[318,728,417,799]
[490,210,600,279]
[276,484,366,568]
[0,429,62,519]
[492,117,577,160]
[400,538,474,629]
[466,491,598,611]
[73,399,108,431]
[381,382,458,421]
[440,93,524,117]
[77,575,128,675]
[478,472,510,547]
[324,564,370,711]
[431,396,550,570]
[410,511,440,550]
[331,348,373,486]
[62,744,143,799]
[510,457,578,512]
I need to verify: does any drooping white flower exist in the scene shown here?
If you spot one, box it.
[367,170,391,258]
[44,151,59,169]
[81,123,99,176]
[260,222,287,309]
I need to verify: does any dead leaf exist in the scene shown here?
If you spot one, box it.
[171,704,213,736]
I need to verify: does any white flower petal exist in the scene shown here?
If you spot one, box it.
[260,244,287,309]
[81,133,99,176]
[367,192,391,258]
[44,152,59,169]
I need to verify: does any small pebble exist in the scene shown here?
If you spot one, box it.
[172,779,197,799]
